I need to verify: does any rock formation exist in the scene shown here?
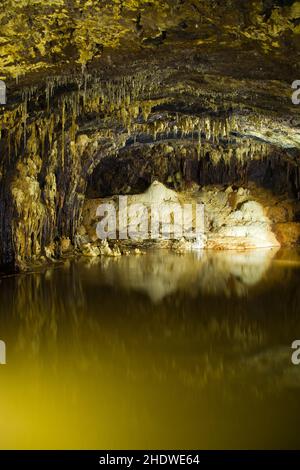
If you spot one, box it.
[81,181,287,253]
[0,1,300,270]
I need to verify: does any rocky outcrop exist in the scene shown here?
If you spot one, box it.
[274,222,300,245]
[80,181,289,253]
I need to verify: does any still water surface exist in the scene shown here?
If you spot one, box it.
[0,248,300,449]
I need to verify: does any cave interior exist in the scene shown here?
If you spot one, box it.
[0,0,300,269]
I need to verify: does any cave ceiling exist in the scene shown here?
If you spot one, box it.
[0,0,299,135]
[0,0,299,79]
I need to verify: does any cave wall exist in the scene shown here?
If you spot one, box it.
[0,73,300,271]
[0,74,163,269]
[0,1,300,269]
[87,140,300,199]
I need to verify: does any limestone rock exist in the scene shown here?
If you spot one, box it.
[82,244,100,257]
[45,243,55,259]
[273,223,300,246]
[134,248,146,255]
[131,180,178,206]
[172,238,192,253]
[61,237,71,253]
[98,240,113,257]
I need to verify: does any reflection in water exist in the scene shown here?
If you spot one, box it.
[0,248,300,449]
[86,248,279,301]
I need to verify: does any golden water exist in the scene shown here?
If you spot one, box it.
[0,248,300,449]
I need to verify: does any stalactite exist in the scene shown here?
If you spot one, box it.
[197,123,201,160]
[61,98,65,168]
[23,97,27,150]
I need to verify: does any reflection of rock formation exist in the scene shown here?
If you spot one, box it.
[82,248,279,302]
[1,250,300,450]
[0,262,86,359]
